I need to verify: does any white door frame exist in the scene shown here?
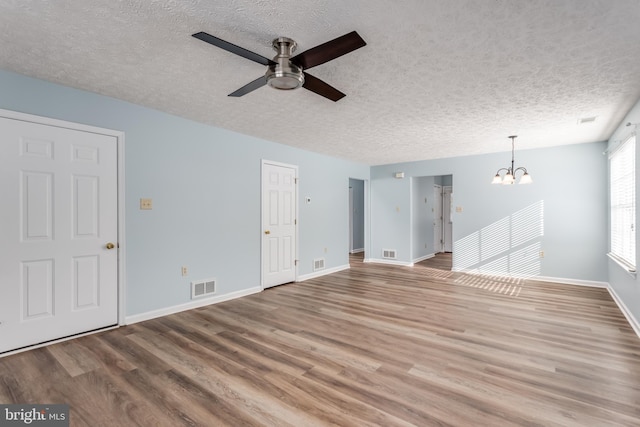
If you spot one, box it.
[348,178,368,256]
[363,179,371,261]
[443,186,453,252]
[0,109,126,326]
[261,159,299,288]
[349,186,354,253]
[433,184,443,253]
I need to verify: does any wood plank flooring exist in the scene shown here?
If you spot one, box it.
[2,253,640,426]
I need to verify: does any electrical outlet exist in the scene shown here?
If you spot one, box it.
[140,198,153,210]
[539,251,545,258]
[324,247,328,254]
[181,266,188,276]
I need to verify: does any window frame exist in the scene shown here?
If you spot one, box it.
[609,133,636,273]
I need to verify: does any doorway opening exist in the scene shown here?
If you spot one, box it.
[411,174,453,269]
[349,178,366,264]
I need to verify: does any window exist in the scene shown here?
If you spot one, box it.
[609,134,636,271]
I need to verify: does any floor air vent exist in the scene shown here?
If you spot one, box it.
[382,249,397,259]
[191,278,216,299]
[313,258,325,271]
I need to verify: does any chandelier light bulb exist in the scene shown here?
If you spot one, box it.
[519,172,533,184]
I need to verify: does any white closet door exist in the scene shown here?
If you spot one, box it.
[0,116,118,353]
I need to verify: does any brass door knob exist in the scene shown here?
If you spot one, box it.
[264,230,271,235]
[106,242,115,250]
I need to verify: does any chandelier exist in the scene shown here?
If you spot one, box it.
[491,135,532,185]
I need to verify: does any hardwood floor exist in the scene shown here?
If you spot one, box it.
[415,252,452,271]
[2,255,640,426]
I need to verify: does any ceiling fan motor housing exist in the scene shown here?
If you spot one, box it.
[266,37,305,90]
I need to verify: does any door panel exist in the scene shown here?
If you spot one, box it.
[74,176,99,238]
[262,162,297,288]
[73,255,100,309]
[22,259,54,319]
[22,171,54,240]
[282,236,293,270]
[0,116,118,353]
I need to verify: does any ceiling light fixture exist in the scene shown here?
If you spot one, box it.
[491,135,532,185]
[265,37,305,90]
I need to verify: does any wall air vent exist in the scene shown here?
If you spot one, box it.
[313,258,325,271]
[191,278,216,299]
[382,249,397,259]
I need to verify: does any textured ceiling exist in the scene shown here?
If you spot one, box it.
[1,0,640,165]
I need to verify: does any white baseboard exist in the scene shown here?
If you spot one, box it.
[367,258,414,267]
[452,268,609,288]
[349,248,364,254]
[607,286,640,339]
[413,253,435,264]
[452,269,638,338]
[125,286,262,325]
[297,264,350,282]
[533,275,609,288]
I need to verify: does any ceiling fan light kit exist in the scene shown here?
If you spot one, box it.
[491,135,532,185]
[192,30,366,101]
[266,37,304,90]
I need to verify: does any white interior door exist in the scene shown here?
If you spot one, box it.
[443,186,453,252]
[0,116,118,353]
[262,161,297,288]
[433,185,443,253]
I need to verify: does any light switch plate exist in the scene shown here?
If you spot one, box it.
[140,198,153,210]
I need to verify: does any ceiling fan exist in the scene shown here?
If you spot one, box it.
[192,31,366,102]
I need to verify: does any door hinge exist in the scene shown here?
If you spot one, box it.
[295,259,299,266]
[295,178,298,184]
[295,219,297,225]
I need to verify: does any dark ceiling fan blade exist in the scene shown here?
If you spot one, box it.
[228,76,268,97]
[291,31,366,70]
[192,32,275,66]
[302,73,346,102]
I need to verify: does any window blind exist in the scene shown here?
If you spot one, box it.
[610,134,636,271]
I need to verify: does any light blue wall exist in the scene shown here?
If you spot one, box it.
[370,172,411,262]
[372,141,608,282]
[0,70,369,316]
[1,68,631,325]
[607,97,640,325]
